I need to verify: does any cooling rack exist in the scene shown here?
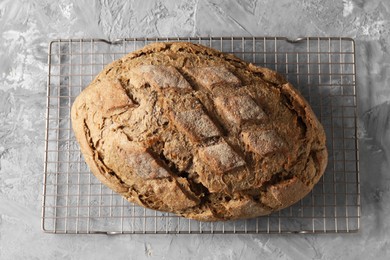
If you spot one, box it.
[42,37,360,234]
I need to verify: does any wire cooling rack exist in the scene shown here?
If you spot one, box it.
[42,37,360,234]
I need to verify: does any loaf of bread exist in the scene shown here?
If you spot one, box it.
[71,42,327,221]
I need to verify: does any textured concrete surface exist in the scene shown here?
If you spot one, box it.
[0,0,389,259]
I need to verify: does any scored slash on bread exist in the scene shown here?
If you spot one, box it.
[214,94,268,125]
[183,66,242,90]
[198,140,246,174]
[71,42,328,221]
[170,108,221,143]
[130,65,192,90]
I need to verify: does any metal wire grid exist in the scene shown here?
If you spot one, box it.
[42,37,360,234]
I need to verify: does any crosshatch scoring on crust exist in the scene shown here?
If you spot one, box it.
[71,41,328,222]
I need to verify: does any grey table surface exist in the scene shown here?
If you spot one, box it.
[0,0,389,259]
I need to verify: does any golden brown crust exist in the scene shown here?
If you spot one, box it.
[71,42,328,221]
